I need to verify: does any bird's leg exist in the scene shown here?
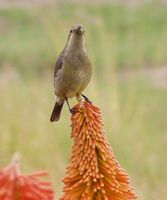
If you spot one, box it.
[81,94,92,104]
[65,98,71,112]
[76,93,82,102]
[65,98,77,114]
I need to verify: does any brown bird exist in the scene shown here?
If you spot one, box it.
[50,24,92,122]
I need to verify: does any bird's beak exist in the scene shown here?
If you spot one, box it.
[76,26,85,34]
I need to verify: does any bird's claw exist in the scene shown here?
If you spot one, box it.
[70,108,78,115]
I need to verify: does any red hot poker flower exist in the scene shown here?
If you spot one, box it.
[61,101,137,200]
[0,154,55,200]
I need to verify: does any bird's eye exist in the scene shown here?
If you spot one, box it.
[70,30,73,33]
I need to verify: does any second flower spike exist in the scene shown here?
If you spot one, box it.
[0,153,55,200]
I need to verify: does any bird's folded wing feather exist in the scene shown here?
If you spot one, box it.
[54,52,64,78]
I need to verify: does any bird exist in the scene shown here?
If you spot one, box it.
[50,24,92,122]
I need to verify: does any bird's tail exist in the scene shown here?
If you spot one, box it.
[50,101,64,122]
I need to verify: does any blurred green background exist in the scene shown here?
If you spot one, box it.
[0,0,167,199]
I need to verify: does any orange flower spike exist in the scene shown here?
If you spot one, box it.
[0,153,55,200]
[61,100,137,200]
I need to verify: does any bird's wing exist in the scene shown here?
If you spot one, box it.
[54,52,64,78]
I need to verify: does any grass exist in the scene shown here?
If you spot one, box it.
[0,3,167,76]
[0,2,167,199]
[0,75,167,199]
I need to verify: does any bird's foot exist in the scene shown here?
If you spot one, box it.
[81,94,92,104]
[70,107,78,115]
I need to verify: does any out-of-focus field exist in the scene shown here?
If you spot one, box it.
[0,2,167,199]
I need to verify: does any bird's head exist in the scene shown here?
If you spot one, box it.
[65,24,86,50]
[69,24,85,36]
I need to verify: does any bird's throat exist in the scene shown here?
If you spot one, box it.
[66,34,85,53]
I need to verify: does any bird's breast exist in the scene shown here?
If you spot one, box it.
[54,51,91,98]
